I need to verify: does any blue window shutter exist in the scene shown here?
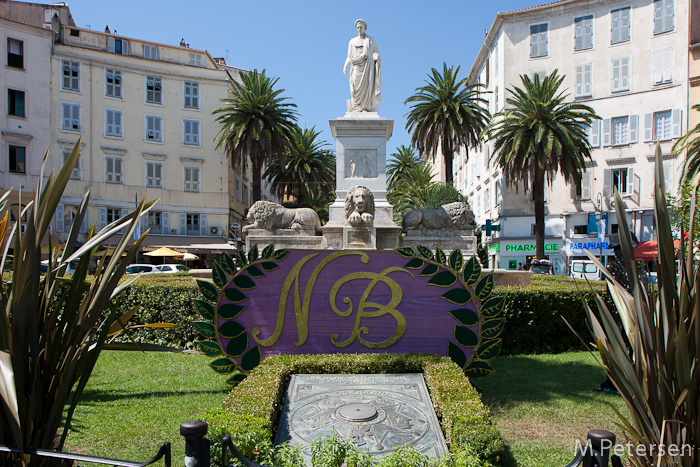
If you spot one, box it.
[602,119,611,146]
[180,213,186,235]
[590,120,600,147]
[672,109,682,139]
[56,204,64,233]
[80,209,87,233]
[629,115,638,143]
[99,207,107,230]
[200,214,207,236]
[603,169,612,198]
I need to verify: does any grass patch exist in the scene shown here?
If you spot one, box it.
[64,351,230,463]
[63,351,626,467]
[475,351,629,467]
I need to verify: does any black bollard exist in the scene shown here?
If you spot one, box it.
[181,420,210,467]
[584,430,616,467]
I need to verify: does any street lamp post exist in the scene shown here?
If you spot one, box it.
[595,193,605,265]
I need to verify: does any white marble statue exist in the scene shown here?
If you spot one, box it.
[342,18,381,113]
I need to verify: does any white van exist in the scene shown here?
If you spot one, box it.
[570,260,601,280]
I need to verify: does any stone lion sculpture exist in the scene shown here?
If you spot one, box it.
[401,202,474,233]
[345,186,375,226]
[243,200,321,234]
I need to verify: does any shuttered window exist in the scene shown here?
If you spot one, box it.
[105,109,123,137]
[183,119,200,146]
[146,76,162,104]
[145,115,162,141]
[183,81,199,109]
[105,156,123,184]
[653,48,673,85]
[61,102,80,131]
[145,161,163,188]
[184,166,200,192]
[611,57,630,92]
[530,24,548,58]
[105,68,122,98]
[62,60,80,91]
[575,63,592,97]
[654,0,674,35]
[611,7,630,44]
[574,15,593,51]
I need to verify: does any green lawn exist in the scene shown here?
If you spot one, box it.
[476,352,629,467]
[64,351,628,467]
[64,351,230,464]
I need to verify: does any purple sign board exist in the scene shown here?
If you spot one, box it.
[194,245,504,384]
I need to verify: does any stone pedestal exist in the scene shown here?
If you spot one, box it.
[399,229,477,258]
[245,228,323,252]
[344,226,376,249]
[327,113,394,227]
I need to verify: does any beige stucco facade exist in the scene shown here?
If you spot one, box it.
[48,25,247,260]
[458,0,689,274]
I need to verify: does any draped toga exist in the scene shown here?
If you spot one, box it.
[346,34,381,112]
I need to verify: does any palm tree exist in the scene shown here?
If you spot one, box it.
[485,70,599,259]
[387,145,421,189]
[388,162,437,222]
[673,104,700,183]
[213,69,298,202]
[404,63,490,184]
[263,126,335,207]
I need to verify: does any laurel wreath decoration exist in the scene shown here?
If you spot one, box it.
[195,244,503,385]
[194,243,287,386]
[393,246,504,377]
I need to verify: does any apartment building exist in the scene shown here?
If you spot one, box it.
[1,13,54,220]
[0,0,267,264]
[50,25,246,263]
[456,0,689,274]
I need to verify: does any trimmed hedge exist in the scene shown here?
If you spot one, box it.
[111,274,606,355]
[497,276,607,355]
[203,353,507,467]
[111,275,203,348]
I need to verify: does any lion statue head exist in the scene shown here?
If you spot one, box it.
[442,202,475,230]
[344,186,375,226]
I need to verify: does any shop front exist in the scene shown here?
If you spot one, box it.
[564,237,613,272]
[490,239,565,275]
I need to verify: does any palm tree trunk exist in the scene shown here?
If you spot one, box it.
[252,163,262,203]
[533,166,546,260]
[442,138,453,185]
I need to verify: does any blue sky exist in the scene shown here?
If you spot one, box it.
[49,0,536,153]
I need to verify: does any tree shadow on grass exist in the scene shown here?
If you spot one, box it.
[76,387,231,405]
[473,353,609,407]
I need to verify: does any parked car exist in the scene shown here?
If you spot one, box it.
[529,259,553,275]
[40,259,78,275]
[156,264,189,274]
[570,260,601,280]
[124,264,159,275]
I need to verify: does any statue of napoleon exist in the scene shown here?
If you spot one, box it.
[342,18,381,113]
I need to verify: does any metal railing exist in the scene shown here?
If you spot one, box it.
[0,442,170,467]
[0,422,620,467]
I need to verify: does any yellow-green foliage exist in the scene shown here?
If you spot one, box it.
[204,353,506,466]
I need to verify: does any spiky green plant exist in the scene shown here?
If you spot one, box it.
[0,140,157,464]
[583,142,698,467]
